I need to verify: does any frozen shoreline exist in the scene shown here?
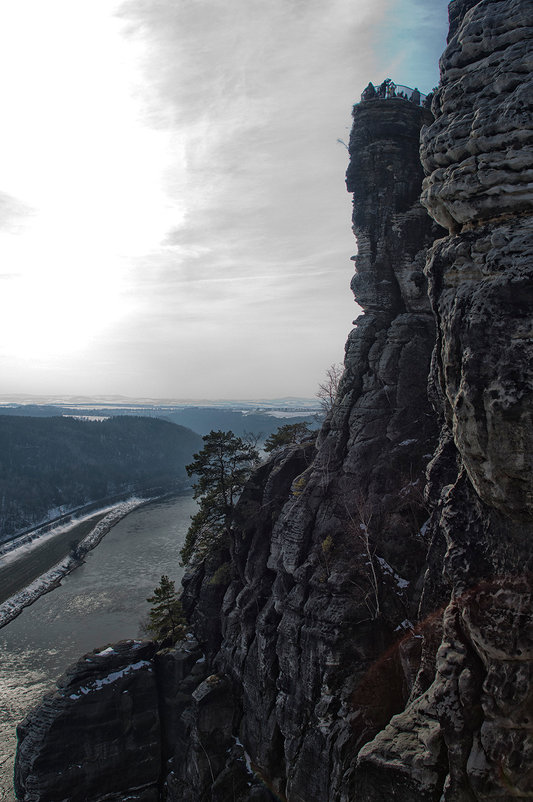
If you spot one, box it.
[0,498,149,630]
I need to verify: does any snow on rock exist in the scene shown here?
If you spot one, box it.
[376,556,410,590]
[15,640,161,802]
[69,661,153,699]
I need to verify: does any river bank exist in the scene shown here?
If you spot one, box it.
[0,497,156,628]
[0,494,196,802]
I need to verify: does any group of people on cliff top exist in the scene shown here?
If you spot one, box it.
[361,79,429,107]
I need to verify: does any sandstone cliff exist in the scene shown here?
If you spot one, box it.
[356,0,533,798]
[14,1,533,800]
[14,92,442,802]
[15,641,162,802]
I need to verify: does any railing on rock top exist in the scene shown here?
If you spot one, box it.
[361,79,429,107]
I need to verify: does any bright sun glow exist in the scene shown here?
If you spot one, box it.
[0,1,185,362]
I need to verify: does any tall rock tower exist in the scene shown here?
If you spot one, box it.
[356,0,533,798]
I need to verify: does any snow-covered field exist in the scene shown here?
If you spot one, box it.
[0,498,146,629]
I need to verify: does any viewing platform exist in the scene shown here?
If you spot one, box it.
[360,79,430,107]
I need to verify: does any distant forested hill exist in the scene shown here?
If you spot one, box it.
[160,408,317,438]
[0,404,320,439]
[0,416,202,540]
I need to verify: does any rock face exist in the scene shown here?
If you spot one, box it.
[15,640,162,802]
[14,637,218,802]
[355,0,533,798]
[13,2,533,800]
[155,95,443,802]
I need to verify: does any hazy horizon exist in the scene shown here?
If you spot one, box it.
[0,392,322,407]
[0,0,448,399]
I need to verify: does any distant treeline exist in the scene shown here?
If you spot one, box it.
[0,415,202,540]
[0,404,319,439]
[161,408,317,438]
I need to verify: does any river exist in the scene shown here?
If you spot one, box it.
[0,494,197,801]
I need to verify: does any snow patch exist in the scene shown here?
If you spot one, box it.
[233,736,254,778]
[74,660,152,696]
[0,501,139,562]
[394,619,414,632]
[376,557,410,590]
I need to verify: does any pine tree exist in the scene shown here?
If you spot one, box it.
[263,422,316,453]
[180,430,259,564]
[145,575,186,643]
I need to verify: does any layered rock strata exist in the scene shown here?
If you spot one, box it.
[207,98,443,802]
[157,94,442,802]
[15,640,162,802]
[355,0,533,798]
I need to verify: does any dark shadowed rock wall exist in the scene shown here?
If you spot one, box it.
[13,1,532,800]
[161,96,444,802]
[15,641,161,802]
[355,0,533,798]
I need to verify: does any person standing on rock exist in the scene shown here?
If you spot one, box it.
[362,82,376,101]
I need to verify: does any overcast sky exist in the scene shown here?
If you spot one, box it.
[0,0,448,401]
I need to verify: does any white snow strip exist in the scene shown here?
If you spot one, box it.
[233,736,254,776]
[0,498,147,629]
[398,439,417,446]
[0,501,137,562]
[376,556,410,590]
[62,415,109,422]
[95,647,116,656]
[75,660,152,696]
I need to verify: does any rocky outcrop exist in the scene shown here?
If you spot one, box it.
[14,2,532,800]
[354,0,533,798]
[14,638,223,802]
[15,640,162,802]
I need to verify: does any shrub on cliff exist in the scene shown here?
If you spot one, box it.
[180,430,259,564]
[316,362,343,415]
[145,574,186,643]
[264,421,317,453]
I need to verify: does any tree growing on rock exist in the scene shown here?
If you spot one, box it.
[145,574,186,643]
[180,430,259,565]
[316,362,343,415]
[264,421,317,453]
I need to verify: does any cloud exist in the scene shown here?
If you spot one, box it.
[78,0,378,398]
[0,0,445,398]
[115,0,385,249]
[0,191,34,233]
